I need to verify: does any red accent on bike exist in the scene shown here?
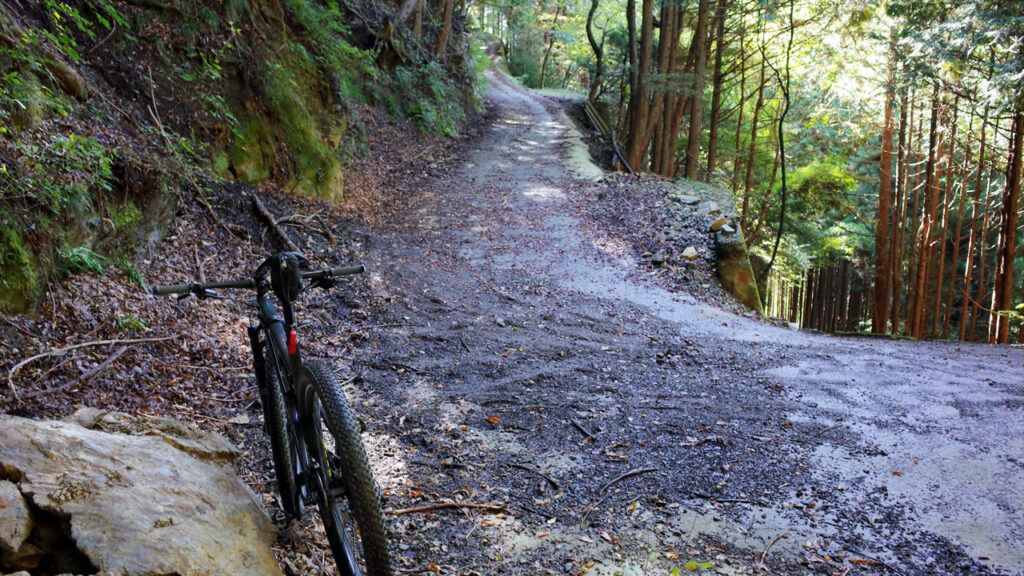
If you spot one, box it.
[288,330,298,354]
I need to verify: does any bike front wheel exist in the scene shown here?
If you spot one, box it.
[299,360,392,576]
[262,341,300,517]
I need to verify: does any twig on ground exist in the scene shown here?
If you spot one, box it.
[408,145,435,164]
[0,313,38,339]
[392,362,424,374]
[581,467,659,528]
[88,20,117,54]
[389,501,507,516]
[515,502,555,519]
[77,345,129,384]
[7,336,177,401]
[687,492,756,505]
[600,467,658,494]
[347,323,409,330]
[756,529,791,570]
[843,546,906,575]
[251,194,302,254]
[571,418,597,440]
[509,462,560,491]
[821,422,845,434]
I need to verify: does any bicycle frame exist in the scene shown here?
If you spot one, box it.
[246,282,315,512]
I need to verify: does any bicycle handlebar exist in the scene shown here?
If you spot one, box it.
[151,264,365,296]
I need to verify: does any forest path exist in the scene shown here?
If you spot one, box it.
[353,70,1023,575]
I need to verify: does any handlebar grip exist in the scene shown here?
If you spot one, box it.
[152,283,192,296]
[328,265,364,276]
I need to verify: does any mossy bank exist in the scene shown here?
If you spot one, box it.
[0,0,483,312]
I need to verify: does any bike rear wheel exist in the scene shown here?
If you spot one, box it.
[299,360,392,576]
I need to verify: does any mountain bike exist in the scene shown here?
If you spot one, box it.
[153,252,392,576]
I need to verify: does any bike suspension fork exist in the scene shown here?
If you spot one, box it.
[248,324,270,432]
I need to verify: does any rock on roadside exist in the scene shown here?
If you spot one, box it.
[0,407,282,576]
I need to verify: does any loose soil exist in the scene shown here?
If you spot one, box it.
[1,69,1020,576]
[350,71,1023,576]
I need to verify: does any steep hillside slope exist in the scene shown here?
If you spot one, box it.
[0,0,481,311]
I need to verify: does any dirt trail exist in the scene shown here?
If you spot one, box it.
[352,71,1023,575]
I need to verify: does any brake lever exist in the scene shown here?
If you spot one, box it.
[178,287,228,301]
[308,276,338,291]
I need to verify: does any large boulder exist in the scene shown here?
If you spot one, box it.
[0,480,34,569]
[0,408,283,576]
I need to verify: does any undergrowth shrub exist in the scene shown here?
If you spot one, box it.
[388,62,466,137]
[285,0,377,101]
[60,244,106,274]
[3,133,114,214]
[0,227,37,310]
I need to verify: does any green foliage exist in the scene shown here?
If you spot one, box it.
[0,227,38,311]
[4,133,114,214]
[788,161,856,216]
[468,34,492,103]
[888,0,1024,112]
[38,0,128,62]
[0,19,70,132]
[116,314,150,332]
[178,28,240,134]
[119,254,146,288]
[388,62,466,137]
[257,43,344,197]
[108,200,141,229]
[285,0,377,101]
[508,43,544,88]
[60,244,106,274]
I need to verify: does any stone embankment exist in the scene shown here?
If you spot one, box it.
[648,185,762,312]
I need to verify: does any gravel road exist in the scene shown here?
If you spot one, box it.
[350,70,1023,576]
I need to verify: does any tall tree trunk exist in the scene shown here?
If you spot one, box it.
[622,0,637,137]
[911,85,940,339]
[990,111,1023,343]
[890,89,909,335]
[705,0,727,176]
[413,0,423,40]
[945,107,973,338]
[684,0,711,179]
[971,180,993,340]
[624,0,655,170]
[539,5,565,88]
[760,0,794,284]
[960,108,988,341]
[586,0,604,102]
[932,96,959,335]
[873,69,895,334]
[930,98,957,335]
[434,0,455,55]
[740,54,767,236]
[922,112,946,336]
[732,28,746,193]
[649,0,682,176]
[745,145,779,247]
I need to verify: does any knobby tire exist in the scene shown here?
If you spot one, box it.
[262,340,299,516]
[300,360,392,576]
